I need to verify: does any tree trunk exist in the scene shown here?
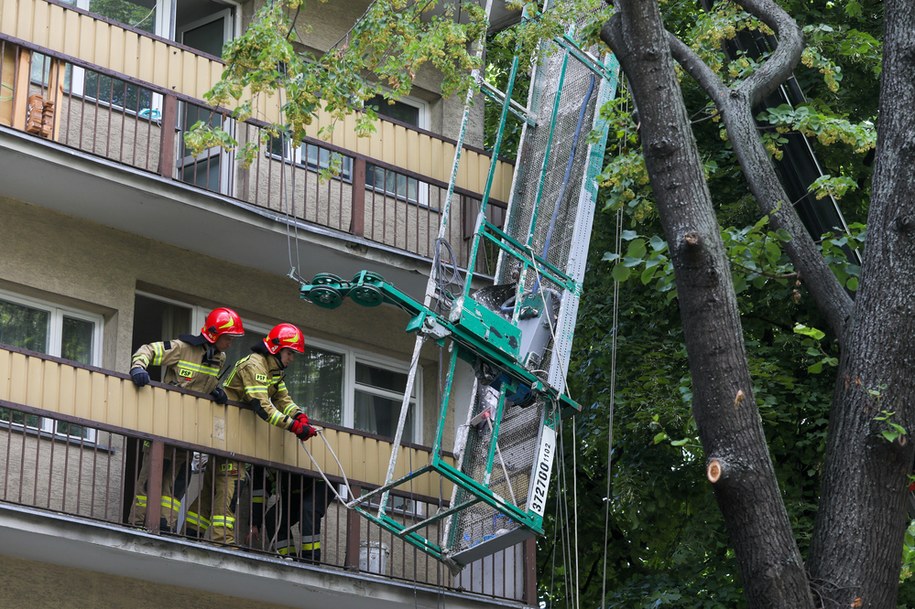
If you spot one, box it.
[807,2,915,607]
[601,3,815,607]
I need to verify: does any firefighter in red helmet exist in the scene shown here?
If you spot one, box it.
[223,322,321,559]
[127,307,245,538]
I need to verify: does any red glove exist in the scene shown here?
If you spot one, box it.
[289,412,317,441]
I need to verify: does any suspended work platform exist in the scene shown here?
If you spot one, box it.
[299,7,619,571]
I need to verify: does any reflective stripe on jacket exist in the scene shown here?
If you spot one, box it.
[223,352,302,430]
[130,338,225,394]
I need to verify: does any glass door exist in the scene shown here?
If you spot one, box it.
[176,8,235,194]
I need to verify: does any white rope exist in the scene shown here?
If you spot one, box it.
[571,418,581,609]
[600,205,623,609]
[486,415,518,505]
[299,430,355,505]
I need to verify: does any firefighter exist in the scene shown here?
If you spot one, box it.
[222,322,320,559]
[127,307,245,536]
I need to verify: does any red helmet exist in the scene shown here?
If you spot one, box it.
[201,307,245,344]
[264,323,305,355]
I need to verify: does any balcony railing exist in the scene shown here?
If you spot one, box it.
[0,344,535,602]
[0,0,511,272]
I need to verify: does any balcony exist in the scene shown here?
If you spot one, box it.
[0,0,511,287]
[0,344,536,606]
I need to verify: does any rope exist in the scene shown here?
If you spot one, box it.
[299,430,355,505]
[600,80,627,609]
[373,0,496,515]
[486,416,518,505]
[571,419,581,609]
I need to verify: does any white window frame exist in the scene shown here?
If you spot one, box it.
[290,334,423,445]
[365,92,431,208]
[0,289,103,441]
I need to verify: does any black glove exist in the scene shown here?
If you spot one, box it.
[130,367,150,387]
[210,386,228,405]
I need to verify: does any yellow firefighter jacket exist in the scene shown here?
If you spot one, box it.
[223,351,303,430]
[130,335,225,395]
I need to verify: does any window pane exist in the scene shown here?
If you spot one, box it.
[0,299,49,353]
[88,0,157,34]
[0,407,41,429]
[354,390,413,443]
[83,71,153,113]
[284,347,344,425]
[355,362,408,394]
[62,316,94,365]
[302,142,352,179]
[30,53,52,86]
[367,95,420,127]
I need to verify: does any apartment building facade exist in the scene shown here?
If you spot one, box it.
[0,1,533,607]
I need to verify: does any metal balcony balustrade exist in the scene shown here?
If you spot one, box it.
[0,0,511,272]
[0,343,535,603]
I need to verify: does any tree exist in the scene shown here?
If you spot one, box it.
[598,0,915,607]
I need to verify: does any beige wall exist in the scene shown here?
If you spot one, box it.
[0,196,448,448]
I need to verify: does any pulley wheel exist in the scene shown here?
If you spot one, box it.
[308,286,343,309]
[312,272,343,286]
[350,284,384,307]
[352,270,385,285]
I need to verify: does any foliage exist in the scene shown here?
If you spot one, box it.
[88,0,156,33]
[549,0,894,605]
[187,0,607,166]
[186,0,488,163]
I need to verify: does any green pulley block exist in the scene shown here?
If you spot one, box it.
[307,285,343,309]
[312,272,344,286]
[350,284,384,307]
[352,270,386,285]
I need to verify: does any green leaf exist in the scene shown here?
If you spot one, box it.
[653,432,668,444]
[612,264,632,282]
[626,238,647,259]
[649,235,667,252]
[793,323,826,340]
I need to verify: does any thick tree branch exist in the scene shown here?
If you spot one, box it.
[732,0,804,107]
[666,33,728,107]
[666,26,853,345]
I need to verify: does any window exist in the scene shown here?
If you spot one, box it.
[0,291,102,440]
[354,361,416,443]
[64,0,161,119]
[365,94,430,207]
[365,165,423,205]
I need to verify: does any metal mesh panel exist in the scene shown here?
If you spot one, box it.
[500,39,598,283]
[447,393,544,553]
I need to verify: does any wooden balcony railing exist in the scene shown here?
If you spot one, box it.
[0,344,535,603]
[0,0,511,271]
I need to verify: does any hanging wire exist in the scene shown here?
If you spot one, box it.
[571,420,581,609]
[432,237,463,312]
[273,58,308,284]
[600,82,627,609]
